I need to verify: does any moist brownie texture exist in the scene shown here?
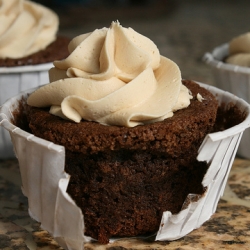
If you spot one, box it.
[0,36,70,67]
[26,80,218,156]
[25,80,218,243]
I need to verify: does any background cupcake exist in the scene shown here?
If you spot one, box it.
[0,0,70,158]
[203,32,250,159]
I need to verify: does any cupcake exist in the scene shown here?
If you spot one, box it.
[203,32,250,159]
[0,0,70,158]
[1,22,250,250]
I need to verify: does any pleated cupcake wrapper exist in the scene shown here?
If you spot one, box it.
[1,82,250,250]
[0,62,53,159]
[203,44,250,159]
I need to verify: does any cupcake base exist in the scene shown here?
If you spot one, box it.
[24,80,217,243]
[0,82,250,250]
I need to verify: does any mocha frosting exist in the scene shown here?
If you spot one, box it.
[27,21,192,127]
[0,0,58,59]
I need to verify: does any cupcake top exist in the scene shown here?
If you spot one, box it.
[0,0,59,59]
[27,21,192,127]
[225,32,250,67]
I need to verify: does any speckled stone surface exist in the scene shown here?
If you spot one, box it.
[1,0,250,249]
[1,158,250,249]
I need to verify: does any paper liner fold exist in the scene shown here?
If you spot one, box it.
[203,44,250,158]
[1,82,250,250]
[156,116,244,241]
[0,62,53,159]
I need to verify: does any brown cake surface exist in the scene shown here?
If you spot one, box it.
[0,36,70,67]
[24,80,219,243]
[27,80,218,156]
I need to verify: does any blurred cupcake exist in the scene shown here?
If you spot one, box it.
[203,32,250,159]
[1,22,250,249]
[0,0,70,158]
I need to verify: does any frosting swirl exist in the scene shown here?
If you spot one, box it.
[226,32,250,67]
[27,21,192,127]
[0,0,58,59]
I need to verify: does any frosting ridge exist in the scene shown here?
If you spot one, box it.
[27,21,192,127]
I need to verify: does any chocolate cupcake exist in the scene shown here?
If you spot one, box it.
[1,22,250,249]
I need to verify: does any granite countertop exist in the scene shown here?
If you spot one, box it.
[1,0,250,249]
[1,158,250,249]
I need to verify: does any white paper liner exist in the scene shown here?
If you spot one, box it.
[0,62,53,158]
[1,82,250,250]
[203,44,250,158]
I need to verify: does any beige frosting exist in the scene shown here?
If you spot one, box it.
[197,93,204,102]
[226,32,250,67]
[27,21,192,127]
[0,0,58,59]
